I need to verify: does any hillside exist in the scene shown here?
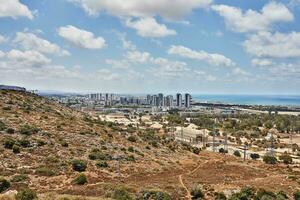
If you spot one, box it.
[0,90,300,200]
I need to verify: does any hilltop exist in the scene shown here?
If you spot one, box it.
[0,90,300,200]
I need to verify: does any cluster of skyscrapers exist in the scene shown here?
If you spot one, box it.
[147,93,191,108]
[86,92,192,108]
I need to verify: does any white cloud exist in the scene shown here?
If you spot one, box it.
[244,31,300,58]
[97,69,121,80]
[6,49,51,67]
[0,50,4,58]
[231,67,252,76]
[58,25,106,49]
[168,45,235,66]
[125,17,176,38]
[0,34,7,44]
[14,32,70,56]
[251,58,274,67]
[212,2,294,33]
[126,50,151,63]
[105,59,130,69]
[70,0,212,21]
[0,0,33,19]
[118,33,136,50]
[194,70,217,81]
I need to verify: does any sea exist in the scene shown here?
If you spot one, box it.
[192,94,300,106]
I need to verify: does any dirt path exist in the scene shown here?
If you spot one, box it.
[178,160,209,200]
[178,174,192,200]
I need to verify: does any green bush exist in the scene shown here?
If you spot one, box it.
[0,177,10,192]
[112,188,133,200]
[73,173,87,185]
[6,128,15,134]
[219,148,228,154]
[35,167,55,176]
[96,161,109,168]
[61,141,69,147]
[228,187,255,200]
[19,125,39,135]
[127,135,137,142]
[256,189,276,200]
[128,146,134,152]
[37,139,47,146]
[3,137,16,149]
[190,187,204,200]
[11,174,29,182]
[214,192,227,200]
[0,120,7,131]
[233,150,241,157]
[88,149,111,161]
[138,190,171,200]
[15,188,37,200]
[18,138,31,148]
[276,191,288,200]
[279,153,292,164]
[294,191,300,200]
[126,155,135,162]
[72,160,87,172]
[13,144,21,154]
[263,155,277,164]
[192,147,201,155]
[250,153,260,160]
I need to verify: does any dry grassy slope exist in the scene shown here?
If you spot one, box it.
[0,90,195,198]
[1,90,300,200]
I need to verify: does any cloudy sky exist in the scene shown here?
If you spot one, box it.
[0,0,300,94]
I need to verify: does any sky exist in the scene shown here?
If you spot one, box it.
[0,0,300,95]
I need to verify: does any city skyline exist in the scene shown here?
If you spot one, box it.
[0,0,300,94]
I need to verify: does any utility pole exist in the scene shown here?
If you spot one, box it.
[243,144,248,161]
[213,130,216,152]
[224,132,228,152]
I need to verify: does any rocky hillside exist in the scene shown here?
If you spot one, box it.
[1,90,300,200]
[0,90,198,199]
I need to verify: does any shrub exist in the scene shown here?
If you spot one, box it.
[88,149,111,161]
[127,136,137,142]
[263,155,277,164]
[190,187,204,200]
[18,139,31,148]
[19,125,39,135]
[13,144,21,154]
[294,191,300,200]
[73,173,87,185]
[219,148,228,154]
[11,174,28,182]
[192,147,201,155]
[256,189,276,200]
[250,153,260,160]
[96,161,109,168]
[214,192,226,200]
[0,120,6,131]
[15,188,37,200]
[37,140,47,146]
[3,137,16,149]
[126,155,135,162]
[233,150,241,157]
[61,141,69,147]
[0,177,10,192]
[6,128,15,134]
[279,153,292,164]
[72,160,87,172]
[112,188,133,200]
[276,191,288,200]
[138,190,171,200]
[128,146,134,152]
[35,167,55,176]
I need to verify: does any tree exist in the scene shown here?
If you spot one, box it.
[250,153,260,160]
[263,155,277,164]
[73,173,87,185]
[234,150,241,157]
[279,153,292,164]
[72,160,87,172]
[0,177,10,192]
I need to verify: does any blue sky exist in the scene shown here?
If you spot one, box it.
[0,0,300,94]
